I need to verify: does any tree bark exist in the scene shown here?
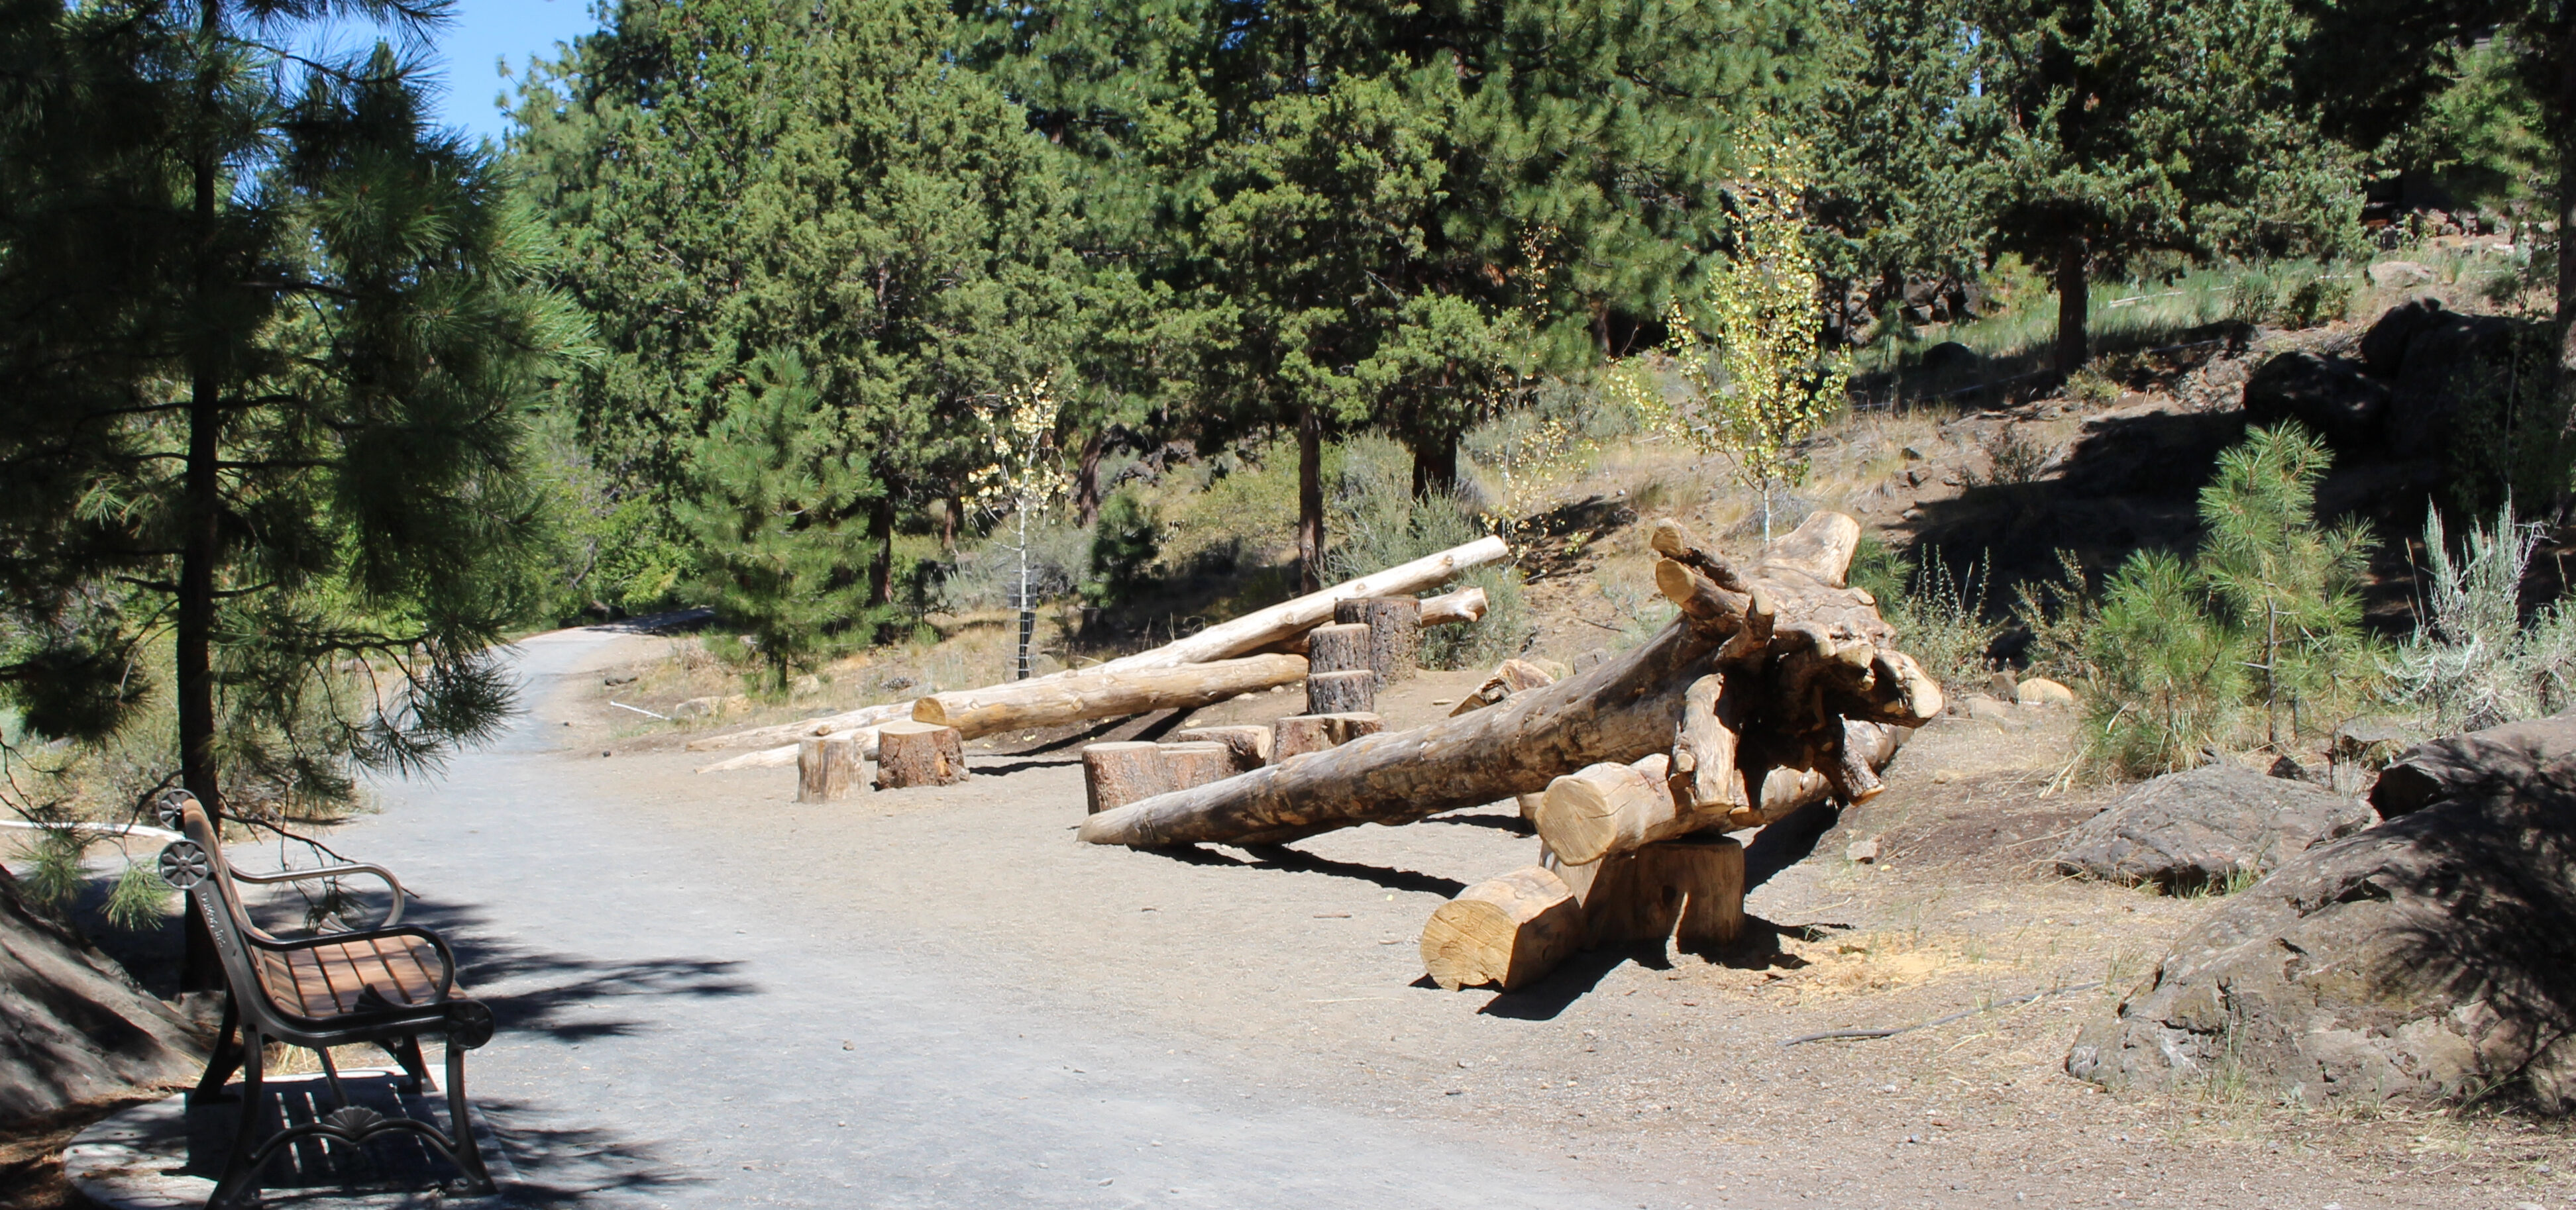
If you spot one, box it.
[1304,670,1376,715]
[797,734,867,803]
[1334,597,1421,686]
[179,1,226,993]
[912,654,1307,740]
[1161,742,1240,791]
[1420,866,1583,991]
[875,721,967,788]
[1297,406,1324,593]
[1079,511,1941,849]
[1271,712,1381,761]
[1411,431,1460,499]
[1073,428,1109,527]
[2055,233,2089,374]
[1305,623,1372,675]
[1084,742,1171,814]
[868,495,896,610]
[1647,835,1745,955]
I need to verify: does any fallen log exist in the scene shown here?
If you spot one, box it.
[1079,511,1939,848]
[693,536,1503,759]
[1536,717,1910,864]
[910,654,1307,740]
[1450,658,1555,716]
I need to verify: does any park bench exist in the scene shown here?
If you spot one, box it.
[153,790,498,1209]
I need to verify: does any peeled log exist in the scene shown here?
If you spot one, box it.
[913,654,1307,740]
[698,536,1504,755]
[1420,867,1583,991]
[1537,722,1910,865]
[1420,585,1488,627]
[1080,511,1939,850]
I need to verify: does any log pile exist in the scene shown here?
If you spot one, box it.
[690,536,1509,776]
[1073,511,1942,993]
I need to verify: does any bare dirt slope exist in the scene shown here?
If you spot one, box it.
[567,632,2572,1209]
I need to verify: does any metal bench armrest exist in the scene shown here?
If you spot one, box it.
[226,862,407,927]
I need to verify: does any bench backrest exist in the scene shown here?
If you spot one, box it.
[162,793,297,1024]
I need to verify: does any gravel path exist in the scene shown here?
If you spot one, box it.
[347,625,1644,1209]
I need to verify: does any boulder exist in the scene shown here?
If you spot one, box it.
[2366,260,2436,289]
[1921,341,1982,379]
[2068,729,2576,1111]
[2369,714,2576,819]
[2015,676,2075,707]
[2357,297,2445,379]
[2385,311,2524,454]
[0,871,204,1128]
[2053,762,2374,889]
[2241,351,2388,452]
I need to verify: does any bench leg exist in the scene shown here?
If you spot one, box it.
[205,1027,269,1210]
[384,1034,431,1094]
[189,995,245,1106]
[442,1038,498,1195]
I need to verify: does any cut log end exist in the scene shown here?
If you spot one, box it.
[1420,866,1582,991]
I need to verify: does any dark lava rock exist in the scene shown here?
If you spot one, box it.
[2068,721,2576,1111]
[2370,715,2576,819]
[2357,296,2447,378]
[2385,311,2524,454]
[2243,351,2389,451]
[1921,341,1981,379]
[2053,762,2373,889]
[0,872,204,1128]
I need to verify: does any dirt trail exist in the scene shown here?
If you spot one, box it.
[519,624,2576,1210]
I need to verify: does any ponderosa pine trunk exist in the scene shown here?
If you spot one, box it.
[1411,430,1458,500]
[1073,429,1108,527]
[2055,234,2088,374]
[868,495,895,609]
[1297,405,1324,593]
[177,0,225,991]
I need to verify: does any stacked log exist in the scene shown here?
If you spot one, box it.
[1421,867,1583,991]
[1167,725,1272,772]
[1271,712,1383,761]
[694,536,1506,773]
[1305,670,1376,715]
[1080,511,1937,850]
[1334,597,1421,687]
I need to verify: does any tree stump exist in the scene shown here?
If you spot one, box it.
[1272,712,1384,762]
[1083,742,1172,814]
[796,734,867,803]
[1168,725,1272,771]
[876,721,967,788]
[1306,669,1377,715]
[1161,742,1240,791]
[1645,834,1746,955]
[1306,623,1373,676]
[1334,596,1422,685]
[1420,866,1584,991]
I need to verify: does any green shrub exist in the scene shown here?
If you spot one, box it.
[1851,535,1998,689]
[2071,424,2379,777]
[2385,505,2576,732]
[1327,435,1530,669]
[1081,489,1163,611]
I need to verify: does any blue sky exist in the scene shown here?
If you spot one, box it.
[321,1,602,148]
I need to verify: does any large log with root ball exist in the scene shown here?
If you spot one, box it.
[1079,511,1939,849]
[910,654,1307,740]
[1536,717,1910,866]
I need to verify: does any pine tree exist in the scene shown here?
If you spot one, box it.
[1974,0,2361,372]
[677,354,879,688]
[514,0,1095,617]
[967,0,1812,587]
[1,1,584,821]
